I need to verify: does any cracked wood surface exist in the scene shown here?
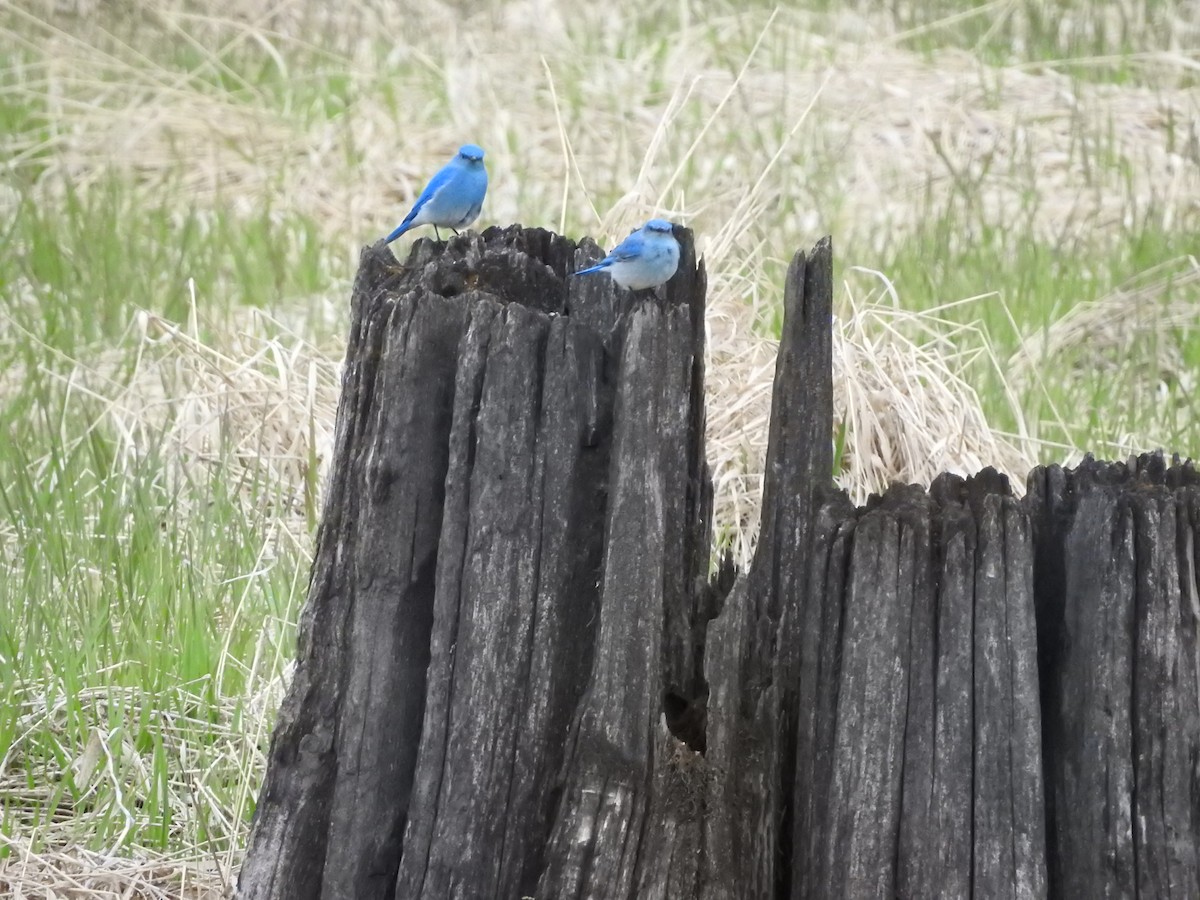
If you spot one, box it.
[238,227,1200,900]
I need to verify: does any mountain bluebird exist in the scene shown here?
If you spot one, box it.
[384,144,488,243]
[573,219,681,290]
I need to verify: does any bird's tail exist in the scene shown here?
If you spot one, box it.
[573,260,611,277]
[384,220,412,243]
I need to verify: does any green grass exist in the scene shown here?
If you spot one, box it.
[2,177,331,348]
[805,0,1198,86]
[866,208,1200,450]
[0,171,318,854]
[2,0,1200,885]
[0,45,335,855]
[0,430,302,852]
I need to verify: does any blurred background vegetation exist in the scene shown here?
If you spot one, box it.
[2,0,1198,893]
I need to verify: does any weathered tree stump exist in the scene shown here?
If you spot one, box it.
[237,225,1200,900]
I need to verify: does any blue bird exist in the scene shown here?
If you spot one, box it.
[573,219,681,290]
[385,144,488,243]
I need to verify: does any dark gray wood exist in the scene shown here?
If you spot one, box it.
[395,299,563,900]
[971,488,1046,898]
[1031,458,1200,900]
[1130,489,1199,899]
[239,223,1200,900]
[1043,466,1142,898]
[699,240,835,900]
[238,224,713,900]
[909,480,975,899]
[927,490,975,891]
[792,496,853,900]
[237,247,469,900]
[534,256,710,898]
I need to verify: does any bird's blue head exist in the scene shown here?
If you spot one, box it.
[644,218,675,234]
[458,144,485,163]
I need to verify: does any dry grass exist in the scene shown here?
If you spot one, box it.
[831,270,1034,501]
[1009,254,1200,382]
[1,832,230,899]
[105,304,340,541]
[806,39,1200,247]
[1007,254,1200,455]
[8,2,1199,257]
[707,265,1037,563]
[1,692,246,899]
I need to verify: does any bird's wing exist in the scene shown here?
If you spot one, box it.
[574,227,649,276]
[403,163,457,226]
[606,230,647,261]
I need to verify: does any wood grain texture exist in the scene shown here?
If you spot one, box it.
[239,225,1200,900]
[696,241,836,900]
[1031,456,1200,900]
[239,224,714,900]
[536,261,711,899]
